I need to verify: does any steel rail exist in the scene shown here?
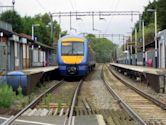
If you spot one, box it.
[109,65,166,110]
[101,65,147,125]
[2,80,64,125]
[67,80,83,125]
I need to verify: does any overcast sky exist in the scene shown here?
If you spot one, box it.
[0,0,153,44]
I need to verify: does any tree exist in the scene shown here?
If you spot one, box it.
[21,13,62,46]
[86,34,116,62]
[0,11,63,46]
[157,0,166,30]
[132,0,166,50]
[0,10,23,33]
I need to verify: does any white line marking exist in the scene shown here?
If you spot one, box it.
[71,116,75,125]
[0,116,56,125]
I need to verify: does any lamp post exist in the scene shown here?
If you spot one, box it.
[12,0,15,11]
[32,24,40,41]
[49,13,54,44]
[142,20,145,66]
[147,8,157,68]
[135,27,137,65]
[130,33,133,65]
[127,32,132,65]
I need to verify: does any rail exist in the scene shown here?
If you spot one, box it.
[101,65,147,125]
[2,80,64,125]
[66,80,83,125]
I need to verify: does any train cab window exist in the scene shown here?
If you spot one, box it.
[73,42,84,55]
[62,42,84,55]
[62,42,72,55]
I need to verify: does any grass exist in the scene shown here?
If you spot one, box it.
[0,84,29,109]
[42,93,52,106]
[0,84,16,108]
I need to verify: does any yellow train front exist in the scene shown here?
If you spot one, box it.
[57,34,95,76]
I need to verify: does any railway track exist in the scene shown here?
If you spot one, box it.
[102,64,166,125]
[65,79,83,125]
[2,70,106,125]
[77,64,137,125]
[1,80,82,125]
[3,63,165,125]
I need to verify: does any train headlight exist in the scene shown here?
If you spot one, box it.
[67,66,77,75]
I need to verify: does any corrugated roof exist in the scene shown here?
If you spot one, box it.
[35,41,54,50]
[19,33,33,41]
[20,33,54,49]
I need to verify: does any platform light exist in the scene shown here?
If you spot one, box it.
[12,0,15,11]
[0,32,3,37]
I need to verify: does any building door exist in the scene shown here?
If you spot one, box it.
[0,44,7,73]
[10,41,15,71]
[20,44,23,69]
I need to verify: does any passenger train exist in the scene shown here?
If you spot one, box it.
[57,34,95,76]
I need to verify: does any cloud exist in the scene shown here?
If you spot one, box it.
[0,0,152,44]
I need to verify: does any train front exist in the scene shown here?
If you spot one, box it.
[57,35,88,76]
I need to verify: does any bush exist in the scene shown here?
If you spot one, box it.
[0,84,16,108]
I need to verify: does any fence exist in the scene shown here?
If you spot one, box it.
[137,52,143,66]
[145,49,156,68]
[117,49,158,68]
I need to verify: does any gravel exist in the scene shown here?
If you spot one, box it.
[80,64,119,110]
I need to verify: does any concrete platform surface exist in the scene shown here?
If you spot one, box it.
[110,63,166,75]
[0,116,65,125]
[74,115,105,125]
[22,66,58,75]
[0,115,105,125]
[0,117,5,124]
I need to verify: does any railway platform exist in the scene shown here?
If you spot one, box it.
[1,66,58,95]
[110,63,166,93]
[0,115,104,125]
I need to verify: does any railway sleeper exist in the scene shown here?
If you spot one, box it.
[148,119,164,125]
[22,108,69,116]
[90,109,96,114]
[108,110,135,125]
[107,116,116,125]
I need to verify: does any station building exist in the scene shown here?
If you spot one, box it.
[0,21,56,75]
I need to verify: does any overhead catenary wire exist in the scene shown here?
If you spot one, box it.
[68,0,75,11]
[52,11,140,17]
[51,10,140,35]
[35,0,47,12]
[104,0,121,34]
